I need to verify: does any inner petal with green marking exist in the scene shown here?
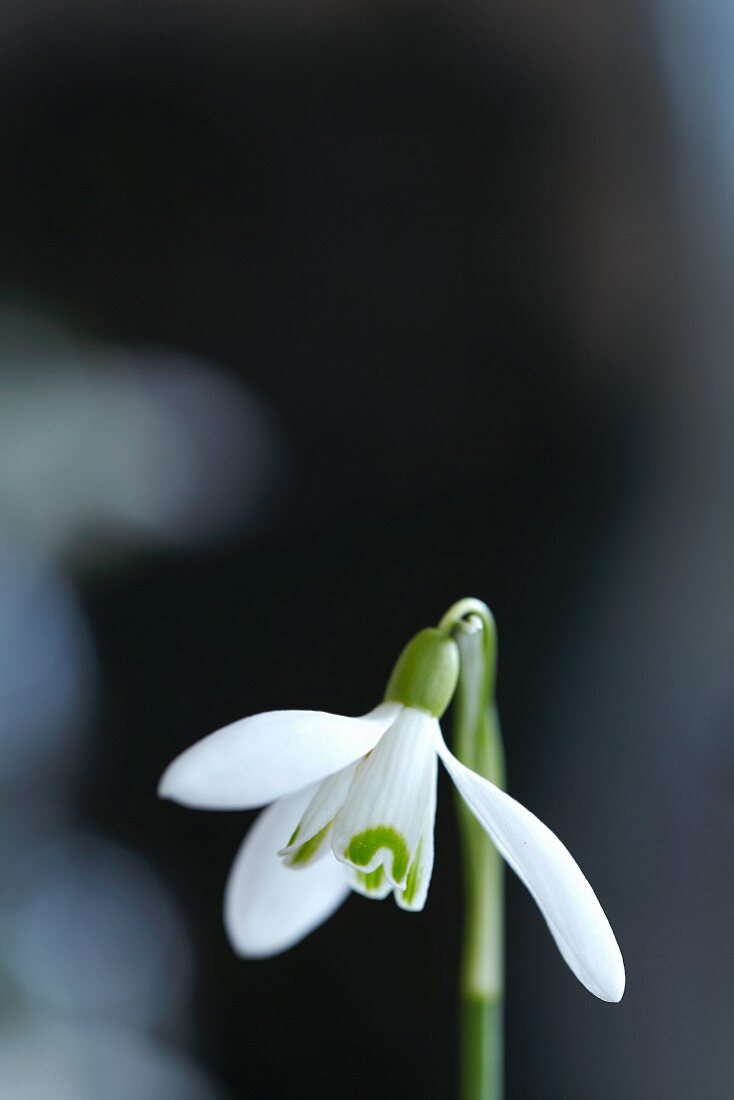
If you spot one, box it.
[281,822,332,868]
[395,817,434,912]
[332,705,439,890]
[401,837,424,906]
[349,864,393,900]
[345,826,411,884]
[279,761,359,868]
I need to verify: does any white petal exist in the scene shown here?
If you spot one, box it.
[395,765,437,912]
[435,731,625,1002]
[158,702,401,810]
[279,762,359,867]
[332,707,438,889]
[224,785,349,957]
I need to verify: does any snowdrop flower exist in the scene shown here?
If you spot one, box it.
[159,626,624,1002]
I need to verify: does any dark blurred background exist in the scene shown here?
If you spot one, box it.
[0,2,732,1097]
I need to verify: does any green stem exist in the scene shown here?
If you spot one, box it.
[441,600,505,1100]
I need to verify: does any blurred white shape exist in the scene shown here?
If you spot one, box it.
[7,833,193,1030]
[0,1019,226,1100]
[0,538,94,791]
[659,0,734,211]
[0,305,285,562]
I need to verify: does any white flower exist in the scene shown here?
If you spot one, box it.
[159,628,625,1002]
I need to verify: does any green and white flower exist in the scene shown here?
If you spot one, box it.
[159,627,624,1002]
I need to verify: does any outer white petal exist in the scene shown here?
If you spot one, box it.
[158,701,401,810]
[279,761,359,867]
[332,707,438,888]
[224,784,349,957]
[435,730,625,1002]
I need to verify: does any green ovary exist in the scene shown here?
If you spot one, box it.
[287,823,330,867]
[345,826,410,884]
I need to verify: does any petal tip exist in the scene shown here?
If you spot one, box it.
[225,928,280,960]
[604,961,626,1004]
[587,947,625,1002]
[157,746,233,809]
[157,763,178,802]
[157,756,195,805]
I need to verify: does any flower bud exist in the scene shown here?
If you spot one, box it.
[383,627,460,717]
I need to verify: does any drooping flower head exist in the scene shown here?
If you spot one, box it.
[159,617,624,1002]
